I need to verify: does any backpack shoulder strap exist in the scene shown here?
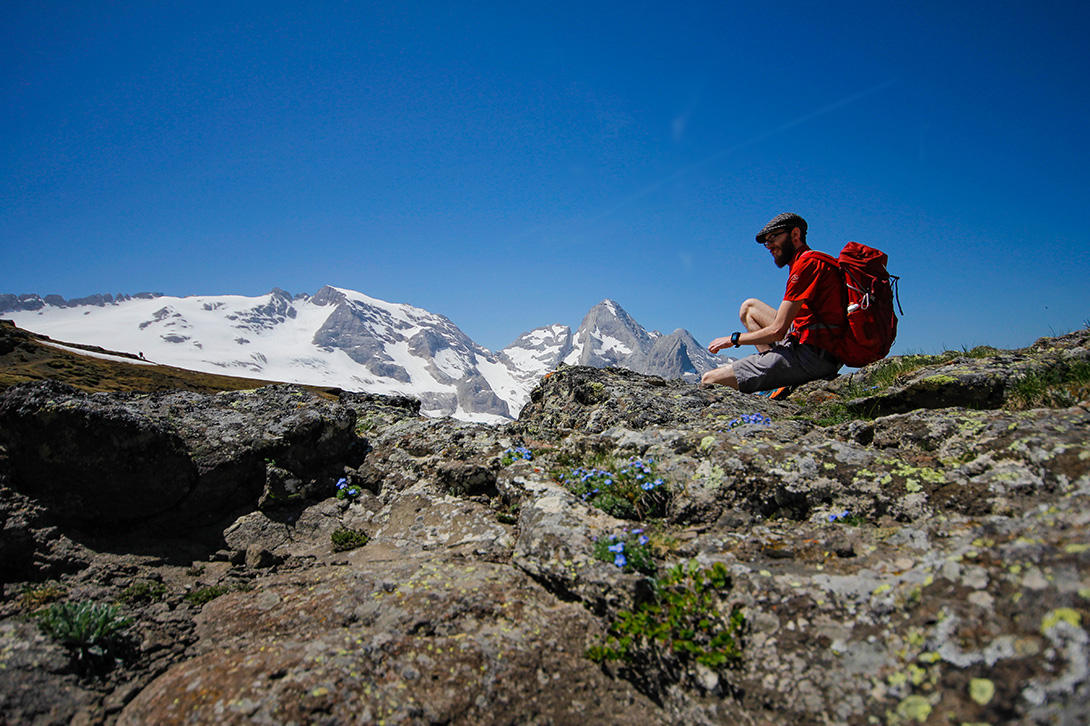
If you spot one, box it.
[799,249,838,265]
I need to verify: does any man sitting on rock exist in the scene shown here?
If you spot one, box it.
[701,212,844,398]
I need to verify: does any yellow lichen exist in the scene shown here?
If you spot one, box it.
[969,678,995,706]
[895,694,932,722]
[1041,608,1082,634]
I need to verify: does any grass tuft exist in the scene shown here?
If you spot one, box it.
[1006,361,1090,410]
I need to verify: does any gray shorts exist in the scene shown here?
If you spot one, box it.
[732,342,842,393]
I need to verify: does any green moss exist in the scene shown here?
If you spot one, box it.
[185,585,231,606]
[117,580,167,605]
[918,374,958,387]
[331,527,370,552]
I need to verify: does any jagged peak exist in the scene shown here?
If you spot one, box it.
[311,286,348,306]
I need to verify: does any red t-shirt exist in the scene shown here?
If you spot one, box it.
[784,249,845,353]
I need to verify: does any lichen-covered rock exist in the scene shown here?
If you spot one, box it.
[808,327,1090,416]
[3,331,1090,726]
[117,558,666,726]
[509,467,649,615]
[513,364,794,439]
[0,619,99,724]
[0,380,197,525]
[0,382,359,533]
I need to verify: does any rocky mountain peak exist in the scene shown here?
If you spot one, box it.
[565,299,654,368]
[310,285,347,307]
[562,299,724,382]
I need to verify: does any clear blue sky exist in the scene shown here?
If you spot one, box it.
[3,1,1088,354]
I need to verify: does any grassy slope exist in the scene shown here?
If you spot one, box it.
[0,319,337,399]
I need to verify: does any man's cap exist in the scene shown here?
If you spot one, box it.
[756,212,807,243]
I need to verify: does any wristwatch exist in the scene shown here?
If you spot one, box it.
[730,332,741,348]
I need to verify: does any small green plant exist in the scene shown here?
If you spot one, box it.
[18,581,67,610]
[185,585,230,606]
[331,527,370,552]
[593,528,657,574]
[117,580,167,605]
[493,501,521,525]
[335,477,362,500]
[558,456,669,520]
[35,601,131,667]
[587,561,744,672]
[185,563,206,577]
[355,414,381,435]
[500,446,533,466]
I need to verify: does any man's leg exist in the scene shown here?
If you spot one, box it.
[701,361,738,388]
[738,298,777,352]
[701,298,778,388]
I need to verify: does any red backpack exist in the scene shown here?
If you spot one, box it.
[807,243,901,368]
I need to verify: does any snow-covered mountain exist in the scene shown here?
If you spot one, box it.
[1,288,729,421]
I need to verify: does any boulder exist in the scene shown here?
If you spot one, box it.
[0,382,359,533]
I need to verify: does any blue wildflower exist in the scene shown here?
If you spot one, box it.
[608,542,625,553]
[638,535,650,545]
[614,553,627,568]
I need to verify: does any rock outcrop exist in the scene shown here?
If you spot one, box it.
[1,330,1089,725]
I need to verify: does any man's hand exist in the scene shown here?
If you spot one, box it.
[708,337,734,354]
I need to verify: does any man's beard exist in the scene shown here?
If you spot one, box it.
[774,237,798,268]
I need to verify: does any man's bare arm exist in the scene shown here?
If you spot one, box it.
[708,299,804,353]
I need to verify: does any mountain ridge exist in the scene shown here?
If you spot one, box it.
[2,287,730,421]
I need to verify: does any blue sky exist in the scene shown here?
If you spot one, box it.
[3,1,1088,355]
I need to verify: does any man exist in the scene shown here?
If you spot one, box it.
[701,212,844,395]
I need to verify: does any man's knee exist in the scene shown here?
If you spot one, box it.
[738,298,765,327]
[738,298,755,324]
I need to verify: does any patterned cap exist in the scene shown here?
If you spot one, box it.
[756,213,807,243]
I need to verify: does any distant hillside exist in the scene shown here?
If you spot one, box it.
[0,320,336,399]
